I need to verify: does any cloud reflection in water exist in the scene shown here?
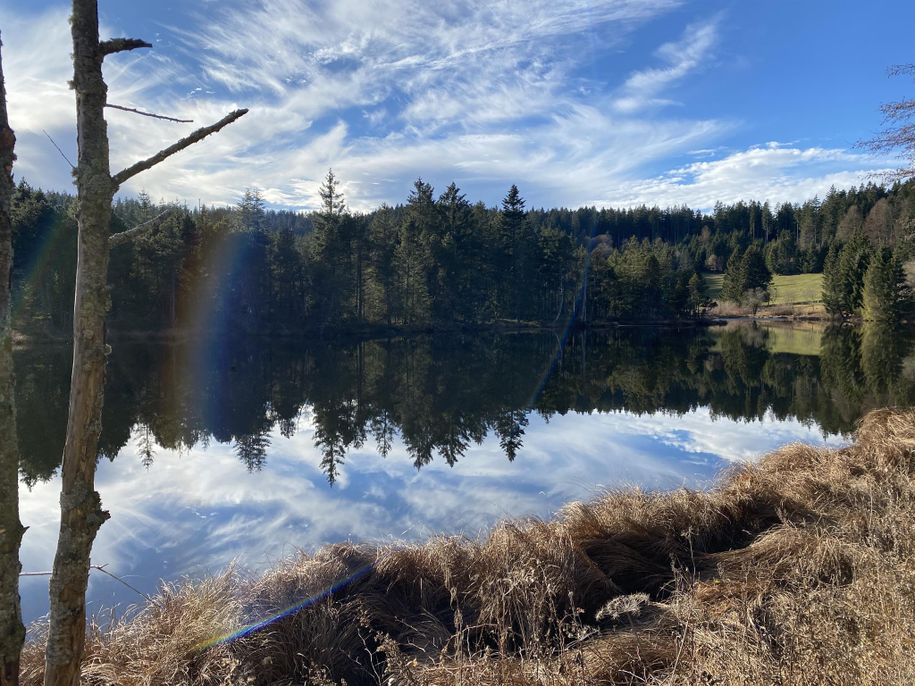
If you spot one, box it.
[18,407,841,626]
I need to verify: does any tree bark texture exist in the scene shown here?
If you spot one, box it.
[0,29,26,686]
[44,2,112,684]
[41,4,245,681]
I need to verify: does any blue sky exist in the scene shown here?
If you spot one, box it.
[3,0,913,211]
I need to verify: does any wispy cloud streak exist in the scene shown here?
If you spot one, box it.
[0,2,892,212]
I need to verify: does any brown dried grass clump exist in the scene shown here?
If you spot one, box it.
[19,409,915,685]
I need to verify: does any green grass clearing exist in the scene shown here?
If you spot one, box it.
[703,273,724,301]
[768,273,823,305]
[702,272,823,306]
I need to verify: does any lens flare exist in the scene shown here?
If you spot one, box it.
[196,562,373,650]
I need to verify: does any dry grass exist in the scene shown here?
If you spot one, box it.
[20,409,915,685]
[709,301,827,319]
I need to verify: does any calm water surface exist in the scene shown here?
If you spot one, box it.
[16,322,915,625]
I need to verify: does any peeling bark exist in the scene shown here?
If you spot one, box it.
[0,30,25,686]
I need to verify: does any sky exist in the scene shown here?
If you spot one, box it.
[2,0,914,212]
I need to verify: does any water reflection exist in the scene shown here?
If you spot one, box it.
[15,323,915,485]
[15,323,915,624]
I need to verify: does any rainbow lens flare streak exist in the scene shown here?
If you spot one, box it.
[197,562,374,650]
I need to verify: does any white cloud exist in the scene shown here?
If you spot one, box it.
[607,141,891,209]
[613,17,720,113]
[0,2,895,214]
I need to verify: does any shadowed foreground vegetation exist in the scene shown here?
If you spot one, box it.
[20,409,915,685]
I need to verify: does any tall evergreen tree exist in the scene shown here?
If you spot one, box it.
[436,183,473,321]
[499,185,528,321]
[722,244,771,304]
[310,169,350,323]
[237,187,266,232]
[835,233,872,317]
[862,248,906,322]
[822,243,843,316]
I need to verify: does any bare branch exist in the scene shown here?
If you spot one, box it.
[109,208,178,247]
[888,64,915,78]
[858,66,915,182]
[106,103,193,123]
[112,108,248,188]
[99,38,152,57]
[92,564,156,603]
[21,564,156,604]
[880,99,915,123]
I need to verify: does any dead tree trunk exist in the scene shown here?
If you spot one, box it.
[43,4,115,684]
[0,30,26,686]
[44,3,246,685]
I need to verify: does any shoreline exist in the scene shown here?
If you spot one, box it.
[11,317,720,347]
[18,408,915,685]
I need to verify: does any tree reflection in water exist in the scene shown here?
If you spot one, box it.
[14,323,915,485]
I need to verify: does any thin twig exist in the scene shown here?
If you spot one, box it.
[109,207,177,247]
[92,564,156,604]
[21,564,157,605]
[106,103,193,124]
[41,129,75,169]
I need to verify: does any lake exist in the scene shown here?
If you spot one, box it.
[15,321,915,625]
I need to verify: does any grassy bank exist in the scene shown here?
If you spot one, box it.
[705,272,826,318]
[20,409,915,685]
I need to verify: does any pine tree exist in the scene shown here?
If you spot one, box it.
[741,244,771,292]
[237,188,266,232]
[499,185,528,321]
[862,248,906,321]
[822,243,844,316]
[45,3,246,682]
[836,233,871,316]
[317,168,345,220]
[311,169,350,323]
[393,217,431,324]
[688,272,708,317]
[722,244,770,304]
[721,247,743,301]
[437,183,473,321]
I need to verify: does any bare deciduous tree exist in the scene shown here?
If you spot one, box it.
[863,64,915,180]
[43,3,247,685]
[0,29,26,686]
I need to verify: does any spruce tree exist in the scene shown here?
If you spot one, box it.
[499,185,528,321]
[688,272,708,317]
[836,233,871,316]
[722,244,770,304]
[822,243,843,316]
[741,244,771,292]
[721,251,743,302]
[862,248,905,321]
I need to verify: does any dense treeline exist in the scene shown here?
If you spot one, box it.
[10,175,915,334]
[14,324,915,485]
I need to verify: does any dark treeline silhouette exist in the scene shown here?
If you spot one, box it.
[11,176,915,335]
[14,324,915,485]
